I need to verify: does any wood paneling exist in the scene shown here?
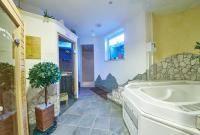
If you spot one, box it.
[82,45,94,82]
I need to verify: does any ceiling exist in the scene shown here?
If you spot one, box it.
[14,0,200,37]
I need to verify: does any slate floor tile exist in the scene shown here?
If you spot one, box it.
[93,116,110,130]
[91,129,109,135]
[73,127,91,135]
[53,88,130,135]
[78,114,96,128]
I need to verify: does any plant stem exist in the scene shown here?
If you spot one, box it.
[45,86,48,107]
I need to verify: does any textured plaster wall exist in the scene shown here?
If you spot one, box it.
[153,5,200,63]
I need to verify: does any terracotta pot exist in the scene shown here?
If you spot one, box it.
[35,104,54,131]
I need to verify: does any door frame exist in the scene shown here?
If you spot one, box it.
[57,33,78,98]
[0,1,28,135]
[81,44,94,87]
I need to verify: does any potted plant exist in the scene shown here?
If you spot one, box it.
[0,63,17,135]
[0,62,14,115]
[28,62,61,131]
[43,9,55,23]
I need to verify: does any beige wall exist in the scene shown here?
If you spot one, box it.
[153,5,200,63]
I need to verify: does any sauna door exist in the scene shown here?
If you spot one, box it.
[0,5,19,135]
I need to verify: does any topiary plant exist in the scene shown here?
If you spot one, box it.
[43,9,55,19]
[28,62,61,107]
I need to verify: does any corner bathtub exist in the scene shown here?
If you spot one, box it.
[122,81,200,135]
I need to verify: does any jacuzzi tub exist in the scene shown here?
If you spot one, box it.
[122,81,200,135]
[141,85,200,103]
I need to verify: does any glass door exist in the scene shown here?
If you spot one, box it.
[0,6,18,135]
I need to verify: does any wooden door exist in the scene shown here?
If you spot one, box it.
[0,0,28,135]
[82,45,94,83]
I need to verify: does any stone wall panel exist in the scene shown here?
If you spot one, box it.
[108,53,200,105]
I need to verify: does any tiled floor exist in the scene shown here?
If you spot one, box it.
[53,88,130,135]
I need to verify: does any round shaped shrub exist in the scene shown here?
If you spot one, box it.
[28,62,61,106]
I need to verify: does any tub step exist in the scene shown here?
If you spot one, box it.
[179,103,200,112]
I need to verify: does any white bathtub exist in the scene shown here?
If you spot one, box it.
[128,80,200,86]
[141,85,200,103]
[122,81,200,135]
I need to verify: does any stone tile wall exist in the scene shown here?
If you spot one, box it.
[108,53,200,105]
[95,74,118,93]
[27,84,60,125]
[149,53,200,81]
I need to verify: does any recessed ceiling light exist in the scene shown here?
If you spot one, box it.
[108,1,113,5]
[91,32,96,37]
[96,23,102,28]
[91,30,96,37]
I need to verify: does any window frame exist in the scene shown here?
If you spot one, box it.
[105,29,125,61]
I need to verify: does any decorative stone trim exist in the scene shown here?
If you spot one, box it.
[149,53,200,81]
[95,73,118,93]
[107,87,124,105]
[107,53,200,105]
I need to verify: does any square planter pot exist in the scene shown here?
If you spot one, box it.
[35,104,54,132]
[0,112,17,135]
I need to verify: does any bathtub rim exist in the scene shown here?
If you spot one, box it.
[139,84,200,105]
[123,82,200,129]
[123,93,200,135]
[125,83,200,113]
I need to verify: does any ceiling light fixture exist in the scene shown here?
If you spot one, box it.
[96,23,102,28]
[108,1,113,5]
[91,30,96,37]
[91,33,96,37]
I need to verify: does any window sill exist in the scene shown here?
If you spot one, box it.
[105,58,125,62]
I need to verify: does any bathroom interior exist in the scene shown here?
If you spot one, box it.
[1,0,200,135]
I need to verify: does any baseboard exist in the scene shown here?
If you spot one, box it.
[81,82,95,87]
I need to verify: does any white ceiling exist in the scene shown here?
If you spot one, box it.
[14,0,200,37]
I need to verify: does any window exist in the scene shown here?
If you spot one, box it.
[59,41,72,49]
[105,29,125,61]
